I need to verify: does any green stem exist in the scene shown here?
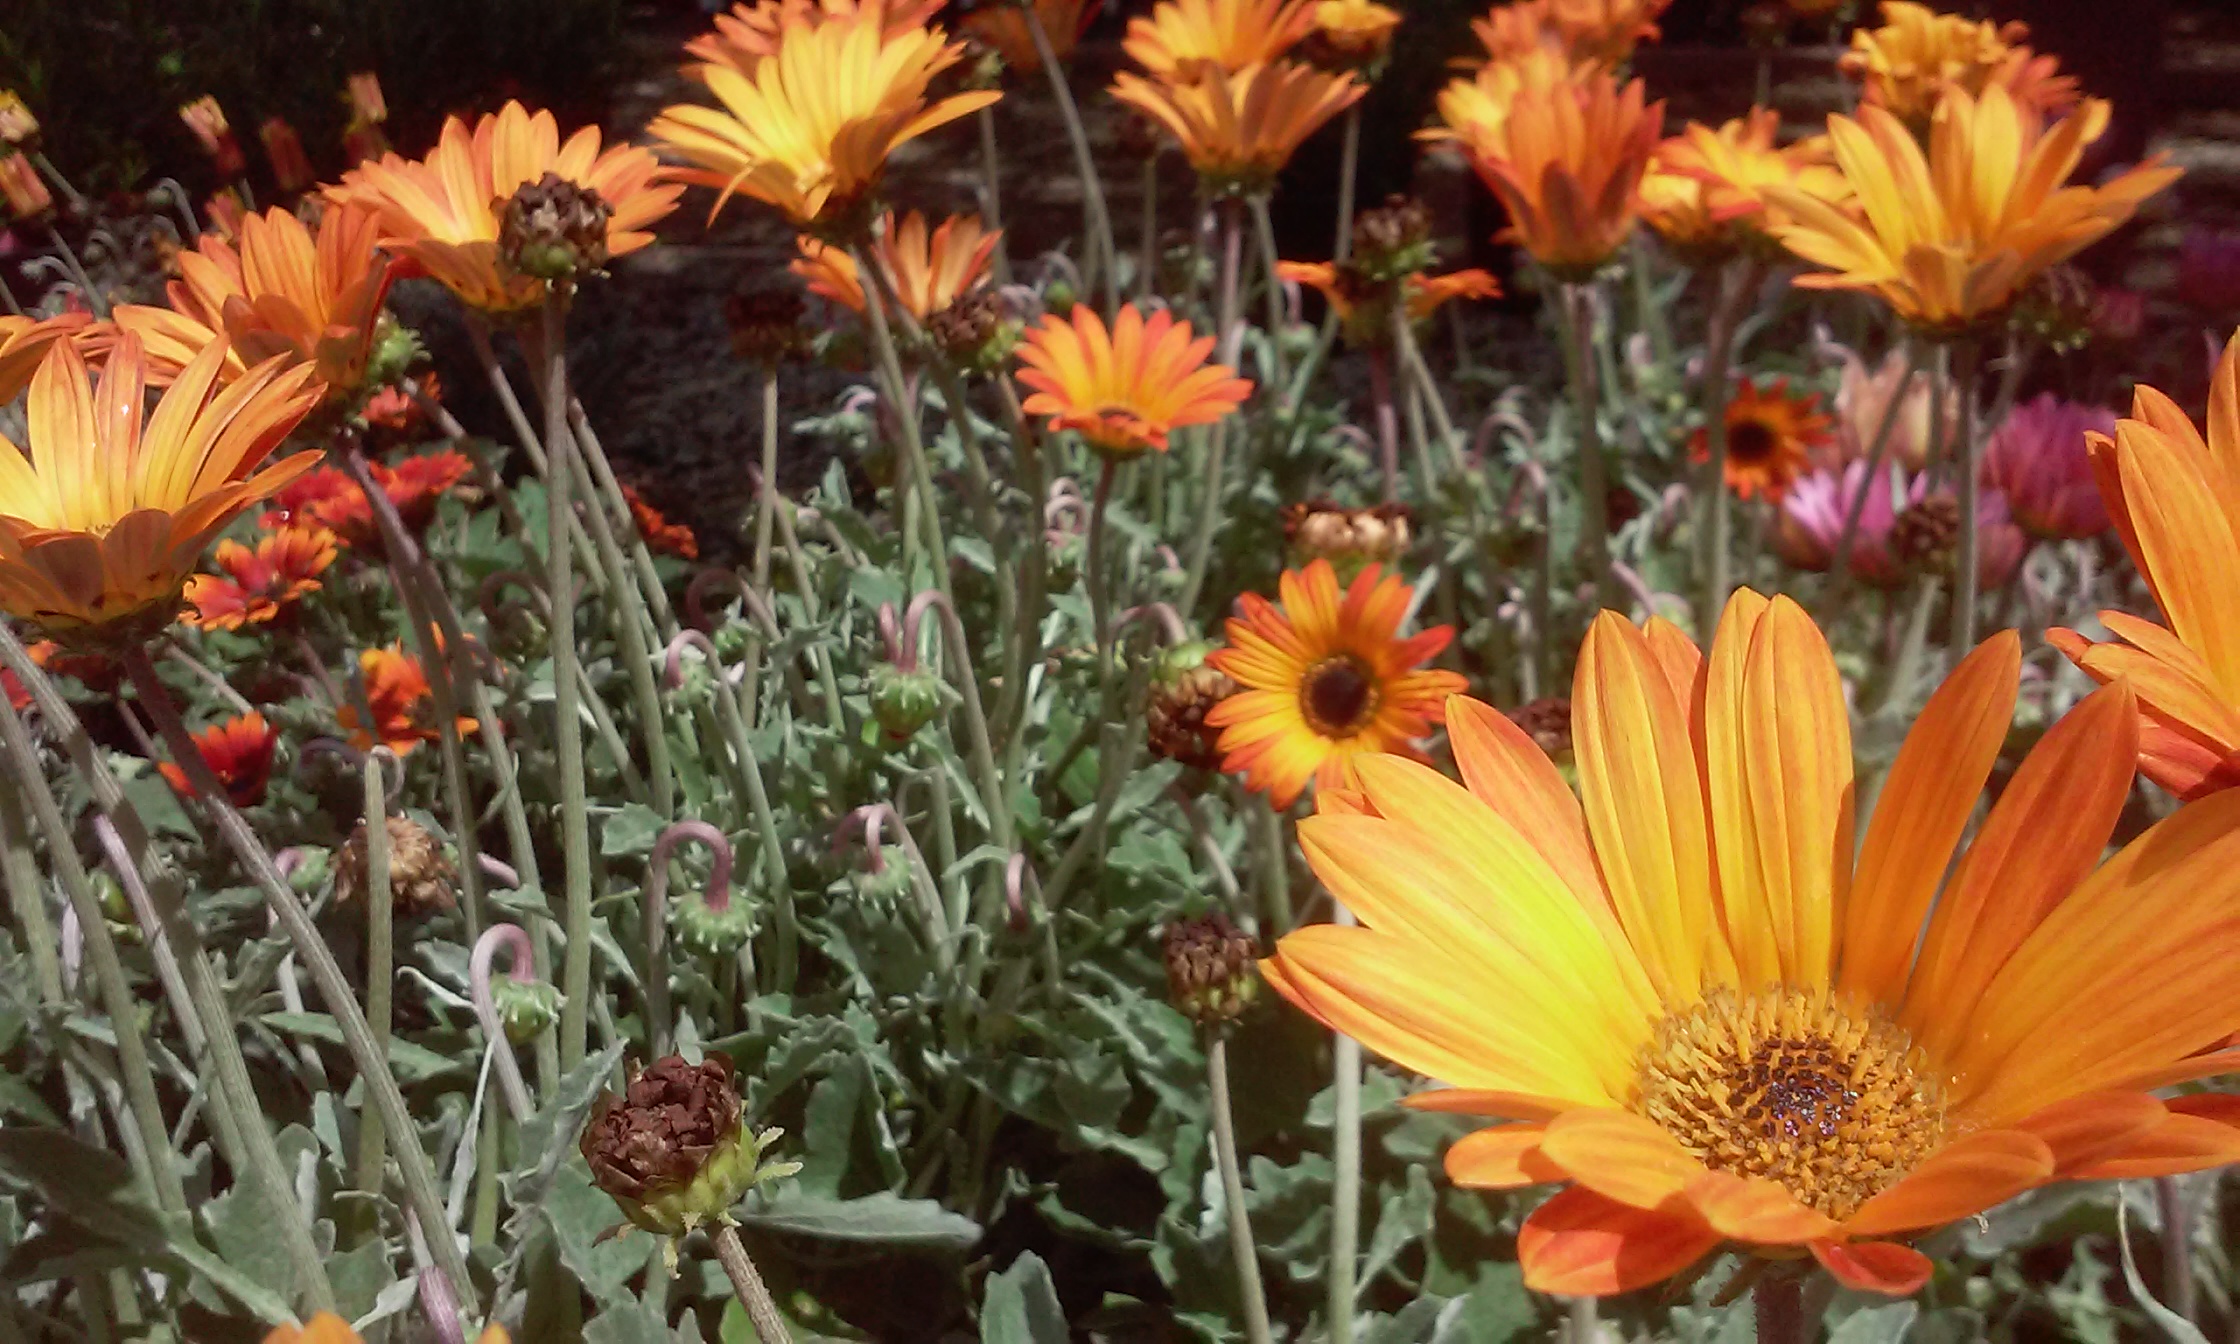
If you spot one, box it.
[1208,1035,1276,1344]
[568,400,683,636]
[1951,340,1982,661]
[1023,5,1118,316]
[1697,259,1751,629]
[1179,205,1246,615]
[855,245,956,609]
[994,380,1051,771]
[1825,345,1922,620]
[713,1225,794,1342]
[1333,107,1361,260]
[1555,280,1610,589]
[1138,153,1160,301]
[542,288,595,1077]
[977,106,1011,285]
[351,754,393,1227]
[2157,1175,2197,1324]
[753,371,781,589]
[126,649,470,1308]
[1328,901,1360,1344]
[1087,456,1119,665]
[1248,194,1288,392]
[567,427,677,815]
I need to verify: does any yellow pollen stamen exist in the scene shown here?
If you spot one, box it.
[1632,987,1947,1220]
[1299,653,1380,738]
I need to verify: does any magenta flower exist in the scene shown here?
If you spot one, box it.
[1776,462,2027,590]
[1980,392,2115,540]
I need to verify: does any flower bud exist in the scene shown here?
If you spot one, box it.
[333,815,457,919]
[671,892,757,960]
[869,661,946,742]
[0,91,41,149]
[726,286,811,368]
[1145,642,1239,772]
[1889,494,1962,578]
[581,1053,801,1244]
[851,845,915,909]
[498,172,613,283]
[1507,696,1574,762]
[1348,196,1435,285]
[490,976,562,1047]
[927,289,1016,370]
[1162,913,1260,1029]
[1282,499,1412,580]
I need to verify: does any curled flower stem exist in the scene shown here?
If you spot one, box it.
[1114,601,1189,647]
[1180,204,1247,616]
[838,803,950,955]
[469,924,538,1123]
[644,820,733,1053]
[1207,1034,1275,1344]
[1022,3,1117,316]
[352,751,395,1221]
[712,1224,793,1344]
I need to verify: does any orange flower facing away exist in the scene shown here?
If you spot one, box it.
[1765,86,2179,334]
[1110,60,1364,195]
[1205,560,1465,808]
[0,333,321,640]
[113,202,396,400]
[265,1313,509,1344]
[791,210,1002,320]
[622,483,700,560]
[1277,260,1499,348]
[2052,332,2240,800]
[1262,591,2240,1298]
[1014,303,1253,458]
[331,101,680,312]
[1123,0,1319,81]
[0,151,53,222]
[1467,0,1670,68]
[653,12,999,234]
[1430,54,1662,276]
[1690,377,1832,501]
[338,644,476,757]
[966,0,1105,73]
[180,97,246,177]
[0,311,99,403]
[1843,0,2077,130]
[1306,0,1402,66]
[158,711,279,806]
[181,523,339,630]
[260,118,315,193]
[687,0,950,74]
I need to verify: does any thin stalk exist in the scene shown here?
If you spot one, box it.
[1257,794,1293,935]
[463,316,606,591]
[566,434,677,815]
[1825,345,1922,616]
[753,371,781,589]
[1697,259,1752,626]
[163,642,256,715]
[1333,107,1361,261]
[1087,457,1119,664]
[1368,348,1401,503]
[1023,6,1118,315]
[1171,787,1241,902]
[45,225,109,317]
[1179,205,1246,615]
[1394,307,1464,473]
[126,649,472,1308]
[855,246,955,607]
[1248,194,1288,392]
[2157,1175,2197,1324]
[1555,281,1610,588]
[977,106,1011,285]
[568,400,682,635]
[1208,1035,1276,1344]
[994,380,1050,764]
[1951,339,1982,660]
[352,754,394,1218]
[713,1225,794,1343]
[1567,1299,1598,1343]
[930,359,1019,659]
[914,592,1014,862]
[1329,899,1361,1344]
[1137,154,1160,301]
[542,291,596,1074]
[1753,1275,1805,1344]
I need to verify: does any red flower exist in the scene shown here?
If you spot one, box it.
[181,524,340,631]
[380,450,474,530]
[622,483,700,560]
[337,644,477,757]
[158,711,279,806]
[266,466,376,546]
[363,372,438,434]
[260,118,314,193]
[3,664,29,713]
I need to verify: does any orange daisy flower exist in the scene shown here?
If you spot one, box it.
[380,450,475,531]
[158,711,280,806]
[791,211,1003,320]
[1277,260,1499,348]
[260,119,315,194]
[621,484,700,560]
[0,311,99,404]
[1842,0,2078,130]
[181,523,339,631]
[687,0,949,74]
[1205,560,1465,809]
[1110,60,1364,195]
[1264,592,2240,1298]
[1305,0,1402,67]
[1466,0,1670,68]
[338,644,476,757]
[1690,378,1832,501]
[2051,331,2240,800]
[651,12,1000,233]
[966,0,1105,73]
[1650,109,1850,251]
[267,467,375,547]
[1423,52,1661,276]
[0,333,320,640]
[1123,0,1319,81]
[113,202,396,400]
[1014,303,1253,457]
[330,101,680,312]
[0,151,51,222]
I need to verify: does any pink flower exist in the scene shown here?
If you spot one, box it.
[1776,462,2026,590]
[1980,392,2114,540]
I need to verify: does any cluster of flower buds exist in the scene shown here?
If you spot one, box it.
[926,288,1017,371]
[1162,913,1261,1029]
[581,1053,800,1260]
[1283,499,1412,580]
[500,173,615,283]
[1145,641,1240,772]
[1348,196,1437,286]
[333,815,458,918]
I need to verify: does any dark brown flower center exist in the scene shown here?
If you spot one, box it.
[1299,654,1379,738]
[1728,418,1779,465]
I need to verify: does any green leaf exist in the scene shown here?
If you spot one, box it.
[602,803,668,859]
[544,1162,647,1309]
[585,1302,678,1344]
[736,1191,981,1251]
[510,1042,627,1210]
[258,1011,465,1083]
[1828,1303,1920,1344]
[980,1251,1066,1344]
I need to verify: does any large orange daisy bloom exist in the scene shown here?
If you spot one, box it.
[1690,378,1832,501]
[651,13,1000,233]
[791,210,1002,320]
[1653,109,1850,243]
[330,101,679,312]
[1110,60,1364,195]
[1205,560,1467,808]
[0,333,321,639]
[1123,0,1318,81]
[2052,331,2240,800]
[1264,592,2240,1297]
[113,202,396,399]
[688,0,948,75]
[1842,1,2077,130]
[1764,85,2178,334]
[1014,303,1252,457]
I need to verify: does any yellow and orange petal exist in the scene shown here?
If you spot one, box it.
[2053,329,2240,800]
[1656,109,1851,238]
[1690,378,1832,501]
[966,0,1104,73]
[0,151,53,222]
[0,332,321,639]
[622,483,700,560]
[0,311,100,404]
[652,13,1000,233]
[1764,85,2180,333]
[181,523,339,631]
[1841,0,2078,129]
[159,711,279,807]
[1123,0,1319,81]
[1307,0,1401,66]
[1465,0,1670,69]
[1014,303,1253,457]
[113,201,396,400]
[380,450,475,531]
[1110,60,1364,193]
[338,644,476,758]
[1260,592,2240,1298]
[687,0,949,75]
[1205,559,1466,808]
[1277,260,1498,347]
[330,101,679,312]
[791,211,1001,321]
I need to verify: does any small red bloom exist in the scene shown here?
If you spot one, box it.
[622,483,699,560]
[181,524,340,631]
[337,644,477,757]
[363,372,438,434]
[158,711,280,806]
[260,118,315,193]
[267,466,376,546]
[380,450,474,530]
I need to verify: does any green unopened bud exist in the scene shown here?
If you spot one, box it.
[870,662,946,742]
[671,892,756,959]
[581,1054,802,1254]
[851,845,914,908]
[490,976,562,1047]
[1042,276,1077,315]
[359,315,425,395]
